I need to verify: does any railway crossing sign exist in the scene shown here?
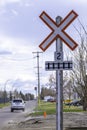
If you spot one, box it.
[39,10,78,51]
[39,10,79,130]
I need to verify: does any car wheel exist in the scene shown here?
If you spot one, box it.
[22,108,25,111]
[11,109,14,112]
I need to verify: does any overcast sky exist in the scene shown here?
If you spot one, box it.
[0,0,87,95]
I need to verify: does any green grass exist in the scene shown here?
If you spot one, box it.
[29,101,84,117]
[29,101,56,117]
[0,102,10,108]
[63,105,83,112]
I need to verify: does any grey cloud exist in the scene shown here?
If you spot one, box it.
[0,50,12,55]
[12,79,35,88]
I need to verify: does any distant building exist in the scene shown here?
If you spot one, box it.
[44,96,54,102]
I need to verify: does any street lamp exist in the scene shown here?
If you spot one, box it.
[34,87,37,99]
[4,79,11,104]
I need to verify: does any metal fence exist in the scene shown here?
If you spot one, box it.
[0,98,9,103]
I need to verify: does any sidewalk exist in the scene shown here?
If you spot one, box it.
[3,112,87,130]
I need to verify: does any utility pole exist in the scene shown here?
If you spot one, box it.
[32,52,42,106]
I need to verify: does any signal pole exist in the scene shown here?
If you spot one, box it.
[32,52,42,106]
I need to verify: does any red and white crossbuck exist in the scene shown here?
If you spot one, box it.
[39,10,78,51]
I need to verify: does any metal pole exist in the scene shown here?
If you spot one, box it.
[55,16,63,130]
[4,79,11,104]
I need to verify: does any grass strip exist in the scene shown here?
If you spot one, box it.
[30,101,84,116]
[0,102,10,108]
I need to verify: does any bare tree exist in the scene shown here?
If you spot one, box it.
[63,79,74,101]
[71,20,87,110]
[48,73,56,89]
[48,72,74,102]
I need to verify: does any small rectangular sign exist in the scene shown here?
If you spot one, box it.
[45,61,73,71]
[54,52,63,61]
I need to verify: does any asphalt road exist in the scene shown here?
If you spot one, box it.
[0,100,37,129]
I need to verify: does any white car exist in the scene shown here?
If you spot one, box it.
[11,99,25,112]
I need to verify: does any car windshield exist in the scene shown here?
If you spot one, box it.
[13,100,22,103]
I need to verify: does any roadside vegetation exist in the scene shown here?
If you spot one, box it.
[0,102,10,109]
[29,101,84,117]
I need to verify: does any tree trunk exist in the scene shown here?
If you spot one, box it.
[83,96,87,111]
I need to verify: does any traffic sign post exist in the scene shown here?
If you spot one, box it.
[56,16,63,130]
[39,10,78,130]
